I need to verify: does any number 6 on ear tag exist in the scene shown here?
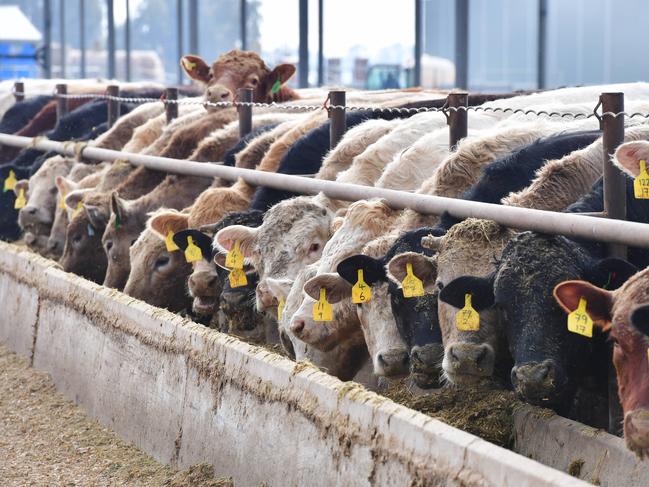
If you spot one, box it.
[456,294,480,331]
[567,297,593,338]
[352,269,371,304]
[312,288,333,322]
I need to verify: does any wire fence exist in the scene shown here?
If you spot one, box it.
[9,87,649,121]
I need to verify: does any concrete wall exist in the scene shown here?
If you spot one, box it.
[0,242,594,486]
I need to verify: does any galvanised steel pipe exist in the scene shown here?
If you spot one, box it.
[56,84,69,122]
[238,88,253,138]
[165,87,179,123]
[1,132,649,249]
[13,82,24,102]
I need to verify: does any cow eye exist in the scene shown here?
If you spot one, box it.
[155,256,170,269]
[105,240,113,252]
[50,187,57,194]
[436,281,444,290]
[308,243,320,253]
[72,234,82,244]
[130,239,137,246]
[250,77,259,86]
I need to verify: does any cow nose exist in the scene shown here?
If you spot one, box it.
[511,360,560,404]
[189,272,218,293]
[290,319,305,335]
[47,238,60,252]
[446,343,494,377]
[207,86,232,102]
[410,344,444,388]
[626,409,649,452]
[376,349,409,377]
[222,290,246,307]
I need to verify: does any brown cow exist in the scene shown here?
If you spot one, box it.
[554,270,649,459]
[181,49,297,104]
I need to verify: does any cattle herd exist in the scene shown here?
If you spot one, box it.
[2,49,649,460]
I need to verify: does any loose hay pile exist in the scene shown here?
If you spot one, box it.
[383,381,553,448]
[0,344,233,486]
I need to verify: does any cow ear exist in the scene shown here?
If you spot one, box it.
[264,64,296,89]
[553,280,614,329]
[386,252,437,293]
[304,273,351,304]
[180,55,211,83]
[13,179,28,197]
[330,216,345,234]
[110,192,128,224]
[266,277,294,302]
[421,234,444,251]
[64,189,91,212]
[439,275,496,311]
[55,175,77,195]
[214,225,258,256]
[83,204,108,229]
[614,140,649,177]
[337,254,385,286]
[148,211,189,239]
[630,304,649,337]
[590,257,638,290]
[173,229,212,261]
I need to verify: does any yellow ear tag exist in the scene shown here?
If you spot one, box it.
[225,240,244,269]
[165,230,179,252]
[72,201,83,218]
[58,192,67,209]
[182,58,197,71]
[634,160,649,199]
[312,288,333,322]
[228,268,248,288]
[3,170,16,192]
[277,296,285,321]
[14,188,26,209]
[402,262,425,298]
[352,269,371,304]
[184,236,203,263]
[567,297,593,338]
[456,293,480,331]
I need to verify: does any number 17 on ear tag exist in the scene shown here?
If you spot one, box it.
[352,269,371,304]
[567,297,593,337]
[228,268,248,288]
[634,160,649,199]
[456,294,480,331]
[313,288,333,322]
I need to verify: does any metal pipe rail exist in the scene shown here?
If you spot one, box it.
[1,132,648,249]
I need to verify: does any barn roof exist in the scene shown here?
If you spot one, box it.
[0,6,42,42]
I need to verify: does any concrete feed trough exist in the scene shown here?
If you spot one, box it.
[0,241,642,486]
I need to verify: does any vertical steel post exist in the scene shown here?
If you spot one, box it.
[165,87,179,123]
[107,0,116,79]
[14,82,25,102]
[60,0,66,78]
[238,88,253,138]
[414,0,422,87]
[56,84,69,122]
[455,0,469,89]
[44,0,53,78]
[329,90,346,149]
[601,91,626,436]
[125,0,131,81]
[106,85,120,128]
[317,0,324,86]
[177,0,184,84]
[537,0,547,89]
[189,0,198,54]
[447,92,468,150]
[299,0,309,88]
[80,0,86,78]
[240,0,247,50]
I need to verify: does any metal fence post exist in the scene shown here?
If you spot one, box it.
[165,87,179,124]
[106,85,120,128]
[56,84,69,123]
[14,82,25,102]
[107,0,116,79]
[447,92,468,150]
[329,90,346,149]
[238,88,253,138]
[600,91,626,436]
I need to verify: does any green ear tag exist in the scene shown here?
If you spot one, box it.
[271,79,282,94]
[115,213,121,230]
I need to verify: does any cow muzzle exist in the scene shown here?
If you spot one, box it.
[444,342,494,384]
[625,409,649,459]
[374,348,409,377]
[511,359,566,406]
[410,343,444,389]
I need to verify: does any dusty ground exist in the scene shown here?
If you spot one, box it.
[0,344,233,487]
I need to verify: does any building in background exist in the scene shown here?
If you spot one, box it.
[0,5,42,79]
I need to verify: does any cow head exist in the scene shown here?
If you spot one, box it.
[181,49,296,105]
